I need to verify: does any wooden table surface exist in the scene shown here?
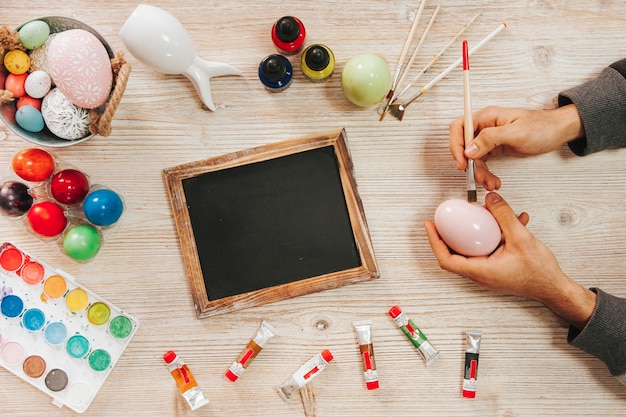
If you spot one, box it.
[1,1,626,416]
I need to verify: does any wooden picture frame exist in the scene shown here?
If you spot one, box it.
[163,129,378,318]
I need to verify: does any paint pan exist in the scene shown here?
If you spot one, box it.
[0,242,139,413]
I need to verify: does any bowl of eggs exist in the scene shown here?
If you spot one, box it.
[0,16,129,147]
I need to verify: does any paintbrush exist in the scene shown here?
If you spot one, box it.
[383,0,428,108]
[380,5,440,121]
[387,22,507,121]
[392,12,480,103]
[462,39,477,203]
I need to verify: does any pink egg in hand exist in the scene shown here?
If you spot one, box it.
[434,198,501,257]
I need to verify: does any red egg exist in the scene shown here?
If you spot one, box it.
[27,201,67,237]
[12,148,55,182]
[4,73,28,98]
[50,169,90,205]
[17,95,42,111]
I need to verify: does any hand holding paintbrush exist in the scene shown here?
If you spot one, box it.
[462,39,477,203]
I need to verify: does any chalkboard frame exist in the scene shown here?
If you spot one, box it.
[163,129,378,318]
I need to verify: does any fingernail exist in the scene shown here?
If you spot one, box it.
[486,192,501,204]
[465,144,479,157]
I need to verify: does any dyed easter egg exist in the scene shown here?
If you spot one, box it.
[19,20,50,49]
[83,188,123,226]
[434,198,501,257]
[24,70,51,99]
[27,201,67,237]
[47,29,112,109]
[3,50,30,75]
[341,53,391,107]
[12,148,55,182]
[62,224,101,262]
[4,73,28,98]
[17,95,42,111]
[50,169,90,205]
[15,105,45,133]
[0,181,33,217]
[41,87,91,140]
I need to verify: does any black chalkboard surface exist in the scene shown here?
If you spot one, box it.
[163,129,378,318]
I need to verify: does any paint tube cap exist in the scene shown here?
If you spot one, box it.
[366,380,379,390]
[321,349,333,363]
[463,389,476,398]
[163,350,177,364]
[388,305,403,318]
[304,45,330,71]
[225,369,239,382]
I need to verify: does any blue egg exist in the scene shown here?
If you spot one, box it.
[15,105,45,133]
[83,189,124,226]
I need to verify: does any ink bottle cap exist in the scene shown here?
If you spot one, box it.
[271,16,306,55]
[258,54,293,92]
[388,305,403,318]
[321,349,333,363]
[301,44,335,82]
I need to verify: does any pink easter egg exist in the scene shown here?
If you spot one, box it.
[47,29,112,109]
[434,198,501,257]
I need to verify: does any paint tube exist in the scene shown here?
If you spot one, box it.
[388,305,440,366]
[225,320,278,382]
[462,329,483,398]
[276,349,333,401]
[353,320,379,390]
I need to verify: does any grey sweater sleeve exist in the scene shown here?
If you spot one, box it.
[558,58,626,155]
[567,289,626,386]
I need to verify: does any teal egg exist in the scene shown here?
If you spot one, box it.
[62,225,102,262]
[15,105,45,133]
[18,20,50,49]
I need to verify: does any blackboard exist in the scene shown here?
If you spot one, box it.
[163,129,378,318]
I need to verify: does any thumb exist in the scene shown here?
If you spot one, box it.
[484,192,526,240]
[465,126,501,159]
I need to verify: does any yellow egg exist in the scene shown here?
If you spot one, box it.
[4,50,30,75]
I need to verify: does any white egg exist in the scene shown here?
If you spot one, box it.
[24,70,52,98]
[434,198,501,257]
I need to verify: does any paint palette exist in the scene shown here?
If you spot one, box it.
[0,242,138,413]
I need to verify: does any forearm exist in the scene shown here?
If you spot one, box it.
[558,58,626,155]
[536,273,597,330]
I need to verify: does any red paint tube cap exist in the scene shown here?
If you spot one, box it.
[388,305,402,318]
[463,389,476,398]
[163,350,177,364]
[321,349,333,363]
[225,369,239,382]
[366,380,379,390]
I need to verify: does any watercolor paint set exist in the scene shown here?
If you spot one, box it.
[0,147,125,263]
[0,242,138,413]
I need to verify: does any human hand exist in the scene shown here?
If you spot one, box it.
[450,104,585,190]
[425,192,595,329]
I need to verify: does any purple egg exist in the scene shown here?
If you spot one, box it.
[0,181,33,217]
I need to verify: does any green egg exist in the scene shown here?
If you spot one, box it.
[62,225,102,262]
[341,53,391,107]
[19,20,51,50]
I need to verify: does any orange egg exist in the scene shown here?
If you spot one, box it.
[4,73,28,98]
[17,95,42,111]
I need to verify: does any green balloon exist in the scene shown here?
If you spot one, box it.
[63,225,101,262]
[341,53,391,107]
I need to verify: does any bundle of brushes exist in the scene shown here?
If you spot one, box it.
[378,3,507,122]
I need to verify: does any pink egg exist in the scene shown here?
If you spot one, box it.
[434,198,501,257]
[47,29,112,109]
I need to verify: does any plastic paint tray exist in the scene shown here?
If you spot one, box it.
[0,242,139,413]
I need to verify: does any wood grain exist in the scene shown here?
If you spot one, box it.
[1,1,626,416]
